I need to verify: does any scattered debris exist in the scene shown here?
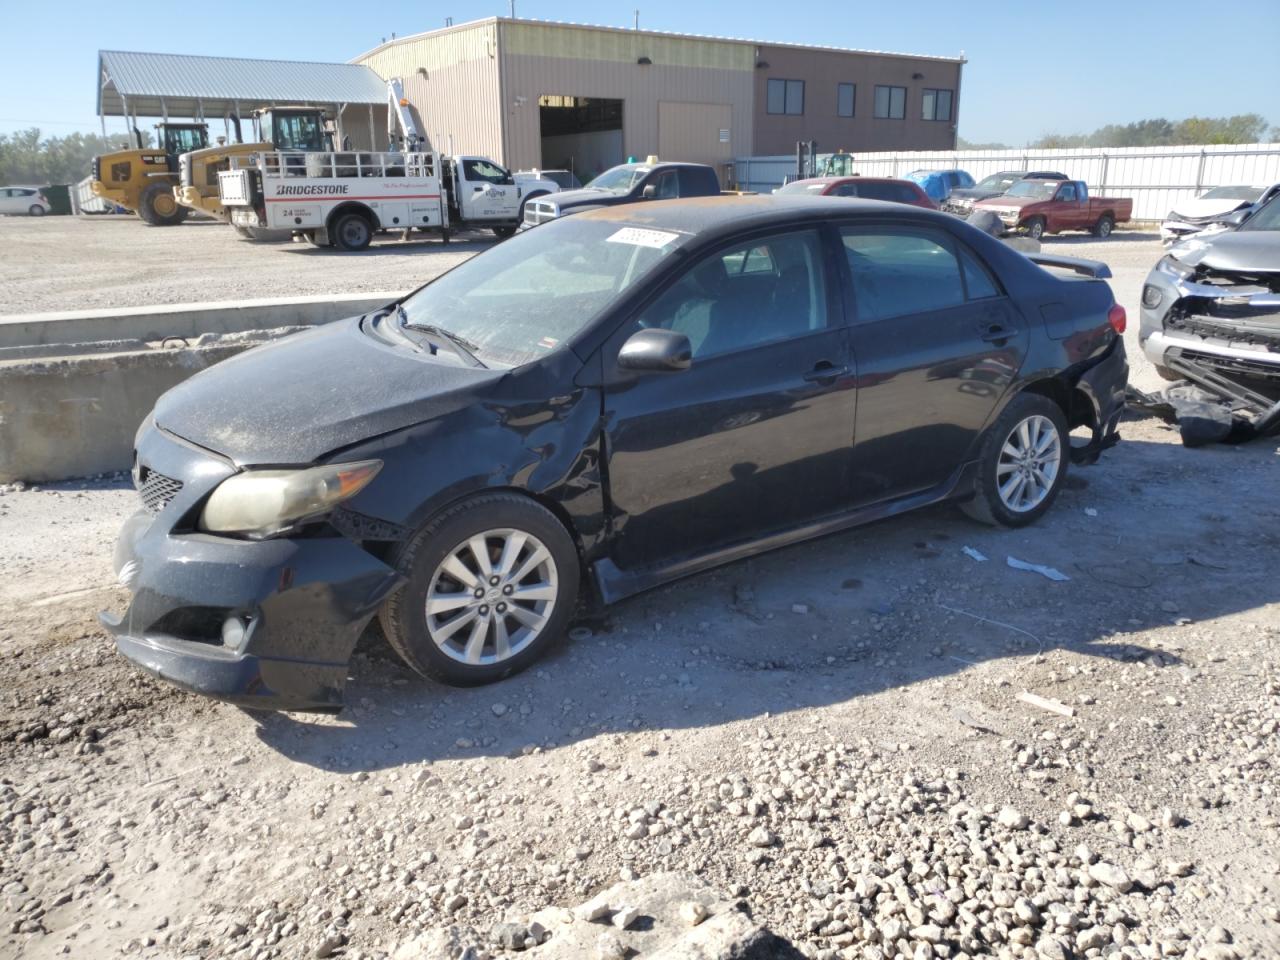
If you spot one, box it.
[961,546,988,562]
[1006,555,1071,581]
[1017,690,1077,718]
[1128,379,1280,447]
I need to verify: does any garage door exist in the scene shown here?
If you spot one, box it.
[657,102,732,170]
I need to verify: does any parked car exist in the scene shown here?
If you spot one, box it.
[0,185,50,216]
[776,176,936,208]
[102,195,1127,711]
[521,160,721,227]
[974,180,1133,240]
[1141,190,1280,389]
[942,171,1069,216]
[516,168,582,191]
[1160,183,1280,245]
[904,169,975,204]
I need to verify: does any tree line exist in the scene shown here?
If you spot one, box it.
[0,128,152,185]
[960,114,1274,151]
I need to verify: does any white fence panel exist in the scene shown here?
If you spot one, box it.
[733,144,1280,221]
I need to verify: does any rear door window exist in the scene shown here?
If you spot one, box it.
[677,166,714,196]
[841,227,967,322]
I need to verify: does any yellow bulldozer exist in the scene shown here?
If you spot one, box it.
[174,107,334,235]
[89,123,209,225]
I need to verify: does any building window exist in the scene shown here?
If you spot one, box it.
[922,88,953,122]
[873,85,906,120]
[837,83,855,118]
[767,78,805,116]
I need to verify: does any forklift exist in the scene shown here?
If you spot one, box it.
[784,142,856,184]
[89,123,209,225]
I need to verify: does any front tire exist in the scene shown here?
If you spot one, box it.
[491,225,517,239]
[137,183,188,226]
[1024,217,1046,241]
[331,212,372,251]
[379,493,580,686]
[1093,214,1114,239]
[961,394,1068,528]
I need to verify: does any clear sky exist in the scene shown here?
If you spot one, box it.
[3,0,1277,145]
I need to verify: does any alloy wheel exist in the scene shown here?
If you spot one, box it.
[425,528,559,665]
[996,414,1061,513]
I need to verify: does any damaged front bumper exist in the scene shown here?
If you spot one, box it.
[101,425,404,712]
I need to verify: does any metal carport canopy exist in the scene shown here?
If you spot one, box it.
[97,49,387,120]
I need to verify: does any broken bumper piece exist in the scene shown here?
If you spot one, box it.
[1069,337,1128,465]
[102,509,403,712]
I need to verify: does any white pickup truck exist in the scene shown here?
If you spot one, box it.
[217,151,559,251]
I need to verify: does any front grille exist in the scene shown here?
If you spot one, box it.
[138,466,183,514]
[524,200,557,226]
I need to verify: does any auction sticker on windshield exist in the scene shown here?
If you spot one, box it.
[606,227,681,249]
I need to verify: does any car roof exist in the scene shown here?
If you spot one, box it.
[575,194,940,237]
[793,176,913,186]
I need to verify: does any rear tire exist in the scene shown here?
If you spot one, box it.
[1024,217,1046,241]
[491,225,517,239]
[960,393,1068,528]
[28,204,45,217]
[379,493,580,686]
[137,183,188,226]
[331,212,372,251]
[1093,214,1115,238]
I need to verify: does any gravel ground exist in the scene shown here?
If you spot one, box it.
[2,411,1278,960]
[0,215,1163,391]
[0,215,490,315]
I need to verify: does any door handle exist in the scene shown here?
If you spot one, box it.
[980,325,1012,343]
[803,361,850,383]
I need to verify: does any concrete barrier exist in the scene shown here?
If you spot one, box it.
[0,291,403,350]
[0,292,407,483]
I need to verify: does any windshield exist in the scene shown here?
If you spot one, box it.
[586,164,650,195]
[163,127,207,155]
[1240,195,1280,232]
[398,219,688,367]
[777,180,828,195]
[545,170,582,189]
[1006,180,1058,199]
[265,113,326,152]
[975,173,1020,192]
[1201,185,1265,202]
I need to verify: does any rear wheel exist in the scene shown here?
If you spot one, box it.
[137,183,188,226]
[1024,217,1046,241]
[491,225,517,239]
[1093,214,1115,239]
[28,204,45,217]
[961,393,1068,528]
[331,212,372,251]
[379,493,580,686]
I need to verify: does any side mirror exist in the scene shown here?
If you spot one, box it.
[641,184,658,200]
[618,328,692,373]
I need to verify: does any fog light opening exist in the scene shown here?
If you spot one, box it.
[221,615,250,649]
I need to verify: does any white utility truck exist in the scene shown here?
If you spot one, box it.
[217,151,550,250]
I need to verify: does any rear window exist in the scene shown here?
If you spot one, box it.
[855,182,916,203]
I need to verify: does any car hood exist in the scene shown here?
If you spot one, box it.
[1167,197,1254,222]
[1169,231,1280,272]
[948,187,1001,202]
[153,317,503,466]
[975,196,1038,211]
[544,187,618,210]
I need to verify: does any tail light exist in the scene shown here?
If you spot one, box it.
[1107,304,1127,334]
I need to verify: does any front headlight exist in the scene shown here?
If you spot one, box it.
[1155,254,1195,281]
[199,460,382,538]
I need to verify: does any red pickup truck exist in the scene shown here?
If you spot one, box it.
[973,180,1132,240]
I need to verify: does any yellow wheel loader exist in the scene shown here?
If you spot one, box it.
[89,123,208,226]
[174,108,335,237]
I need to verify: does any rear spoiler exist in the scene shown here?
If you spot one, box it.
[1024,252,1112,279]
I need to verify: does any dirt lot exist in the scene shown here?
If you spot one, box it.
[0,215,488,315]
[2,408,1278,959]
[1,213,1169,393]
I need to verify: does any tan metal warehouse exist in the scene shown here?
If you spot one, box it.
[354,19,962,182]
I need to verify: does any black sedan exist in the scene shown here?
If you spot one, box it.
[103,196,1128,711]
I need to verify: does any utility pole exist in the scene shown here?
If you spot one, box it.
[509,1,515,17]
[634,9,640,28]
